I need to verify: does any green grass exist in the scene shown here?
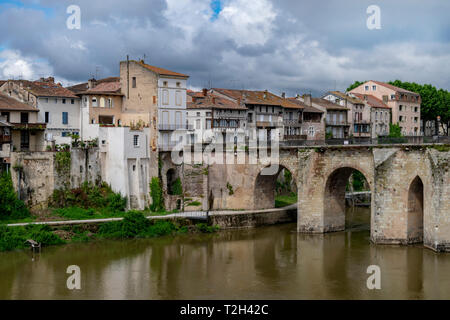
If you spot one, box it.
[275,193,298,208]
[52,207,123,220]
[0,224,64,252]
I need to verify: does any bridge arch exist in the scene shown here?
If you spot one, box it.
[253,164,297,210]
[323,166,372,232]
[407,175,424,243]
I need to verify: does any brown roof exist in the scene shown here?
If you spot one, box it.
[212,88,301,109]
[369,81,420,96]
[0,81,6,87]
[187,92,247,110]
[312,98,349,110]
[67,77,121,94]
[0,93,39,112]
[286,98,323,113]
[9,80,78,98]
[352,93,390,109]
[134,60,189,78]
[80,81,122,95]
[327,91,364,105]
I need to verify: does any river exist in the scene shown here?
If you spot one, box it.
[1,207,450,299]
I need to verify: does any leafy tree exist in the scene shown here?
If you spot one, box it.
[346,81,367,92]
[388,124,402,138]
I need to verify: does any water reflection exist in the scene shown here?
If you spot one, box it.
[1,208,450,299]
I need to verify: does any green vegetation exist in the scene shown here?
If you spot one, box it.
[51,182,127,213]
[187,201,201,207]
[98,212,192,239]
[0,224,64,252]
[0,172,29,221]
[195,223,219,233]
[346,81,367,92]
[150,177,165,212]
[431,145,450,152]
[275,193,297,208]
[325,132,333,139]
[351,171,368,192]
[226,182,234,195]
[55,150,71,176]
[388,124,402,138]
[170,178,183,196]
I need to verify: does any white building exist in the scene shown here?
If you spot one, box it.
[98,126,151,210]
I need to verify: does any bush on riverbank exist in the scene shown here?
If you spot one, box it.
[0,172,30,221]
[97,211,186,239]
[51,182,127,216]
[0,224,64,251]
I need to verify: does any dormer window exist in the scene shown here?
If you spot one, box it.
[163,81,168,87]
[365,86,369,91]
[176,82,181,88]
[372,85,377,91]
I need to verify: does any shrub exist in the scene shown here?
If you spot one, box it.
[171,178,183,196]
[0,224,64,252]
[98,211,150,239]
[0,172,29,220]
[195,223,219,233]
[106,193,127,212]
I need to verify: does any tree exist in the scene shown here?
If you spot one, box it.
[346,81,367,92]
[0,172,29,220]
[388,124,402,138]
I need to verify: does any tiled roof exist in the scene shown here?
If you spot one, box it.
[311,98,349,110]
[286,98,324,113]
[0,81,6,87]
[212,88,301,109]
[9,80,78,98]
[327,91,364,105]
[134,60,189,78]
[352,93,390,109]
[369,81,420,96]
[187,92,247,110]
[67,77,121,94]
[0,93,39,112]
[81,81,122,95]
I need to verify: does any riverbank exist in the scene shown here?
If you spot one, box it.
[0,205,297,252]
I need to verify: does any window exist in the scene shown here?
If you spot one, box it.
[196,112,201,117]
[43,98,49,103]
[163,81,168,87]
[372,85,377,91]
[414,107,418,112]
[54,98,58,104]
[83,97,88,107]
[399,116,403,122]
[1,112,10,122]
[176,82,181,88]
[92,97,98,107]
[365,86,369,91]
[206,112,212,117]
[100,97,105,108]
[71,99,75,104]
[62,112,68,125]
[206,119,211,129]
[132,77,136,88]
[399,105,402,111]
[133,135,139,147]
[391,95,396,100]
[163,89,169,105]
[62,99,66,104]
[308,126,315,137]
[45,112,49,123]
[176,91,182,106]
[62,132,71,137]
[108,98,113,108]
[20,112,29,124]
[196,119,201,129]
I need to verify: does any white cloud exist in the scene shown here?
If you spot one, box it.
[0,50,52,80]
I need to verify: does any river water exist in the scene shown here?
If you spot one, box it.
[1,207,450,300]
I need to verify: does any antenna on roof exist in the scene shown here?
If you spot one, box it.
[95,66,101,79]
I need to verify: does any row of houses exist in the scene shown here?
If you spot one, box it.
[0,59,424,208]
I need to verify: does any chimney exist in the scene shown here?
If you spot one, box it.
[303,94,312,107]
[202,88,207,97]
[212,97,216,104]
[281,92,285,98]
[88,78,97,89]
[263,90,268,99]
[47,77,55,83]
[40,77,45,82]
[237,97,241,105]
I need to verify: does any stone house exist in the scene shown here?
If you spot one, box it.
[349,81,421,136]
[322,91,371,138]
[352,93,391,138]
[287,96,325,140]
[307,96,350,139]
[0,93,46,157]
[0,78,80,146]
[187,89,248,144]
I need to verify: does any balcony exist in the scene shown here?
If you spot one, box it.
[283,119,303,127]
[159,124,193,131]
[255,121,283,128]
[325,120,349,126]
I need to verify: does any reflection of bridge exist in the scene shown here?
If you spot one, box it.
[170,144,449,252]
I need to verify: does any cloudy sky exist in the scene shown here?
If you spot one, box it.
[0,0,449,96]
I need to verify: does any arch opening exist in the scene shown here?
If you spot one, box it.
[407,176,424,243]
[324,167,371,232]
[166,168,180,196]
[254,166,297,210]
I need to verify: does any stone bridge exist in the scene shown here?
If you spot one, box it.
[162,145,450,252]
